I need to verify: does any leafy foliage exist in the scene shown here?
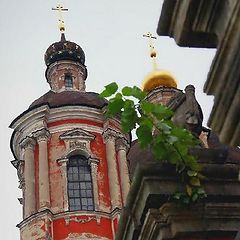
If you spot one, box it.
[100,82,206,205]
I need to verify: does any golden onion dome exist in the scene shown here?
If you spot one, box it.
[142,69,177,92]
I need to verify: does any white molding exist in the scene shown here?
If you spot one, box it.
[48,106,104,124]
[49,124,103,135]
[10,105,49,131]
[60,128,95,141]
[10,105,104,160]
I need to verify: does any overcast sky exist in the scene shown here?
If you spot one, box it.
[0,0,216,238]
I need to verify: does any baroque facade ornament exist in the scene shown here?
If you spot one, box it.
[19,136,36,150]
[33,128,50,143]
[60,128,95,141]
[69,140,86,150]
[60,128,95,156]
[115,137,130,152]
[17,160,25,189]
[102,128,120,143]
[64,215,101,226]
[11,159,25,189]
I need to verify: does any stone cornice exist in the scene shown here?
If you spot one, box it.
[157,0,221,48]
[17,208,121,229]
[9,105,49,131]
[59,128,95,141]
[48,105,104,124]
[139,202,240,239]
[116,159,240,239]
[10,104,104,160]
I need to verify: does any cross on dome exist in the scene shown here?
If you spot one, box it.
[142,32,177,91]
[52,4,68,33]
[143,32,158,70]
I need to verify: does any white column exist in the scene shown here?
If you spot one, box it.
[57,158,68,211]
[20,137,36,218]
[103,129,122,209]
[34,129,50,210]
[116,138,130,205]
[88,158,100,210]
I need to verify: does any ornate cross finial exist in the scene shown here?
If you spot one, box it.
[52,4,68,33]
[143,32,158,70]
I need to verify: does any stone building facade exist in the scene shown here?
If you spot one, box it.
[157,0,240,146]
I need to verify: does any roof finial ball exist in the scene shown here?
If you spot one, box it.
[142,32,177,92]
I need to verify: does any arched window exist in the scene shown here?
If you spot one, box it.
[64,74,73,88]
[67,155,94,211]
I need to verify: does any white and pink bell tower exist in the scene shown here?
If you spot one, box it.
[10,23,130,239]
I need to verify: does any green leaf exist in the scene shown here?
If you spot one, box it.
[191,193,198,202]
[183,196,190,204]
[176,164,186,173]
[197,188,206,195]
[173,192,182,200]
[115,92,123,99]
[139,116,153,130]
[168,151,181,164]
[100,82,118,98]
[107,97,124,117]
[121,100,139,132]
[122,86,133,96]
[190,177,200,186]
[152,104,173,119]
[171,127,189,139]
[167,135,178,144]
[197,173,205,180]
[186,184,192,196]
[141,101,154,113]
[187,170,198,177]
[151,141,168,160]
[131,86,146,100]
[158,122,172,134]
[136,125,153,148]
[174,142,188,156]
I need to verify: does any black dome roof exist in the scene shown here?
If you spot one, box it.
[29,91,107,110]
[44,34,85,66]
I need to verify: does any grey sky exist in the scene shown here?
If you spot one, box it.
[0,0,215,238]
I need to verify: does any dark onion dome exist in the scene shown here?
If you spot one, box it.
[44,33,85,66]
[29,91,107,110]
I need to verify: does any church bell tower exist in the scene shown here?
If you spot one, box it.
[10,5,130,239]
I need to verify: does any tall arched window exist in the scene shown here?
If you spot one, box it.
[67,155,94,211]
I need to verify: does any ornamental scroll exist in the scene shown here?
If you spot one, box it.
[59,128,95,155]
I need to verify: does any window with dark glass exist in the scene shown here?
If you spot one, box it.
[64,74,73,88]
[67,155,94,211]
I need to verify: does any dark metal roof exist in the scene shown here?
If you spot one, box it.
[29,91,107,110]
[44,33,85,66]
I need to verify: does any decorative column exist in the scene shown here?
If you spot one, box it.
[34,129,50,210]
[103,129,122,209]
[88,158,100,210]
[116,137,130,205]
[20,136,36,218]
[57,158,68,211]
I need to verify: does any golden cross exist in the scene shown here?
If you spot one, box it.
[143,32,158,70]
[52,4,68,33]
